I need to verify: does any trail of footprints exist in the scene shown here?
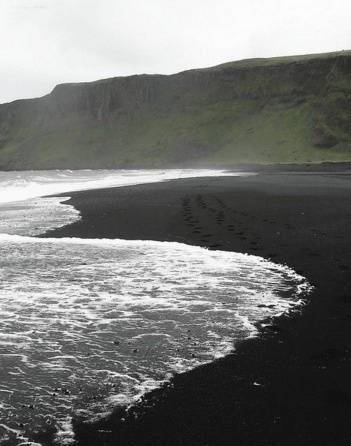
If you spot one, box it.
[181,194,262,250]
[182,195,330,262]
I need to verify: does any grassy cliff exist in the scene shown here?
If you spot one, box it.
[1,51,351,169]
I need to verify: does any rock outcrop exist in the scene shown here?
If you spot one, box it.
[1,51,351,169]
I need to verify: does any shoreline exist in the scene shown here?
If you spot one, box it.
[1,160,351,173]
[43,171,351,445]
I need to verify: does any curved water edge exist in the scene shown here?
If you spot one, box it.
[0,170,312,445]
[0,235,311,445]
[0,197,80,237]
[0,169,253,205]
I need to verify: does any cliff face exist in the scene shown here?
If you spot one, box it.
[1,51,351,169]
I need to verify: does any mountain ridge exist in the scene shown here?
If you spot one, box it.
[1,50,351,169]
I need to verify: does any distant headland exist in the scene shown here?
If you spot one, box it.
[1,50,351,170]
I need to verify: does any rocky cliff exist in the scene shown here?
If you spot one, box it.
[1,51,351,169]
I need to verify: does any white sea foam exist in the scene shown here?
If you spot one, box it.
[0,169,247,205]
[0,169,246,236]
[0,234,309,444]
[0,169,310,446]
[0,197,80,236]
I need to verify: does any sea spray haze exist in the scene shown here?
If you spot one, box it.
[0,170,311,445]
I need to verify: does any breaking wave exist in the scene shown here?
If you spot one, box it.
[0,169,310,445]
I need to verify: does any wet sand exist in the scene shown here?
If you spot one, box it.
[45,170,351,445]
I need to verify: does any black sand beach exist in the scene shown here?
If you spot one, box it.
[46,170,351,445]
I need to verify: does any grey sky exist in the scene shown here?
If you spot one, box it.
[1,0,351,104]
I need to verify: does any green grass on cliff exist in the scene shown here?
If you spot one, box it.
[1,100,350,169]
[1,50,351,169]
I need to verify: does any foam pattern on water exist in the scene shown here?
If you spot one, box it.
[0,169,308,445]
[0,197,80,236]
[0,169,247,205]
[0,235,307,444]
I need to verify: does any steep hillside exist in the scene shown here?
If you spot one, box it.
[1,51,351,169]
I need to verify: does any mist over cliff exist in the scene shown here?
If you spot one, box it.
[1,51,351,169]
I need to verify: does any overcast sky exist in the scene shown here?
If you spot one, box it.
[1,0,351,103]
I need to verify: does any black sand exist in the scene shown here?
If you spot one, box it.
[45,171,351,446]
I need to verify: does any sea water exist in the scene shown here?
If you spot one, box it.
[0,170,310,445]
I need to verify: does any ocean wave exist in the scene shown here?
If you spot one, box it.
[0,169,247,205]
[0,169,309,446]
[0,234,310,444]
